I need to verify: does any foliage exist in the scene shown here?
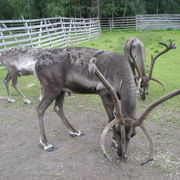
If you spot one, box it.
[0,0,180,20]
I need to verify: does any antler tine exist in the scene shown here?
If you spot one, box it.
[139,123,154,165]
[100,119,119,161]
[134,89,180,127]
[148,39,176,82]
[159,39,176,50]
[150,77,165,91]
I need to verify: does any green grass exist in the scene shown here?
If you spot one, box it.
[0,30,179,113]
[77,30,180,110]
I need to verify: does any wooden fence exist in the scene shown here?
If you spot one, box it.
[0,17,101,53]
[100,14,180,31]
[136,14,180,30]
[100,16,136,30]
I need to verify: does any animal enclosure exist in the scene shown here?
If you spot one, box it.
[100,14,180,31]
[0,17,101,52]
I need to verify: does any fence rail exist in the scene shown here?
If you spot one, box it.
[0,17,101,53]
[100,14,180,31]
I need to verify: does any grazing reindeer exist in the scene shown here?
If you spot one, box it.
[124,37,146,99]
[35,47,179,164]
[88,58,180,164]
[0,48,41,104]
[124,38,176,100]
[35,47,137,155]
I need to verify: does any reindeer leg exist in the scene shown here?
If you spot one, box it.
[4,71,16,103]
[39,84,44,101]
[11,73,31,104]
[54,91,85,137]
[36,95,56,152]
[100,94,118,148]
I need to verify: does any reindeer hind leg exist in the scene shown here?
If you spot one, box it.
[11,73,31,104]
[54,91,85,137]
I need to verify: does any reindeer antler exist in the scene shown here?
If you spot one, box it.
[148,39,176,90]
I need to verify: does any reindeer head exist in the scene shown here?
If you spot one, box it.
[88,56,180,165]
[134,39,176,100]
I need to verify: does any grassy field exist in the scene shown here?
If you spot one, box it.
[0,30,179,110]
[78,30,180,109]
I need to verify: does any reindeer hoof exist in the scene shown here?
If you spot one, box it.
[122,154,128,162]
[24,99,32,104]
[111,139,118,149]
[69,130,85,137]
[7,98,16,103]
[38,143,56,152]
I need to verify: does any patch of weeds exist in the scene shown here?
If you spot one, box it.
[48,174,60,177]
[0,119,5,124]
[24,168,31,172]
[143,167,150,171]
[10,119,21,125]
[16,142,25,146]
[171,116,180,125]
[139,135,145,139]
[155,135,161,139]
[48,134,57,140]
[169,157,177,162]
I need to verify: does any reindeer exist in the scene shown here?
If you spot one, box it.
[34,47,179,164]
[124,38,176,100]
[0,48,74,104]
[88,58,180,164]
[0,48,42,104]
[35,47,137,154]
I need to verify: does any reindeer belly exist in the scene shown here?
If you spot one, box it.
[65,72,101,94]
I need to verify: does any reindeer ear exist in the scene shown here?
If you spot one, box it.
[88,57,97,74]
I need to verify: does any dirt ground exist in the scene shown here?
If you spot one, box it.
[0,94,179,180]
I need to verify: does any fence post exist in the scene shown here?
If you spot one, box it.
[60,18,67,47]
[38,20,43,47]
[44,19,52,48]
[0,31,7,49]
[24,20,33,47]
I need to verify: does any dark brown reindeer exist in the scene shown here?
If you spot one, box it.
[35,47,137,153]
[124,38,176,100]
[88,57,180,165]
[34,47,179,164]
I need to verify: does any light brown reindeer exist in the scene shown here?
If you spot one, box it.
[125,38,176,100]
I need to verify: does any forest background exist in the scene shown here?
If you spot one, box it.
[0,0,180,20]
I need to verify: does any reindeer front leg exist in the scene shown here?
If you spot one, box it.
[4,71,16,103]
[36,96,56,152]
[11,73,31,104]
[100,94,118,148]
